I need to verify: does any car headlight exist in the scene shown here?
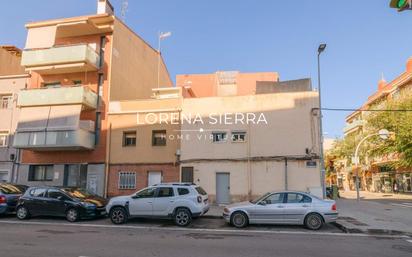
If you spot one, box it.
[81,202,96,208]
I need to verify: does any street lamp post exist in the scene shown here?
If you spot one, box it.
[353,129,392,202]
[317,43,327,199]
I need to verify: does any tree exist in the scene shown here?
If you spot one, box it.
[365,93,412,168]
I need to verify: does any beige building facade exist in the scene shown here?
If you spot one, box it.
[179,92,322,203]
[0,46,28,183]
[106,89,182,196]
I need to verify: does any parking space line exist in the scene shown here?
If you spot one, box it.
[0,220,409,239]
[391,203,412,208]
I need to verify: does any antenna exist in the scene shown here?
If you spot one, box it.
[121,0,128,22]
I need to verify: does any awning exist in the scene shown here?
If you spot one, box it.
[17,106,50,132]
[47,105,82,131]
[17,104,82,132]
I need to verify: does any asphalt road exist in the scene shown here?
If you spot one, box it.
[0,217,411,257]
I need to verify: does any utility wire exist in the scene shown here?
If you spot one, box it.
[319,108,412,112]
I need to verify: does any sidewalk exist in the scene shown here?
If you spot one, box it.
[340,190,412,200]
[335,190,412,236]
[204,205,224,219]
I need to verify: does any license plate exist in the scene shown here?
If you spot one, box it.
[101,211,106,215]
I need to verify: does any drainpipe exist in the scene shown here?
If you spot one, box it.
[284,157,288,190]
[247,122,252,199]
[104,122,112,198]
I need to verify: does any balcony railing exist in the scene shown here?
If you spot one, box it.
[18,86,98,110]
[343,120,365,134]
[13,129,95,151]
[21,44,100,74]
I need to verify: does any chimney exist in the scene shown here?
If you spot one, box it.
[97,0,114,15]
[407,57,412,73]
[378,76,387,91]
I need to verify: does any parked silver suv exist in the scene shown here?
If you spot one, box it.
[106,183,209,226]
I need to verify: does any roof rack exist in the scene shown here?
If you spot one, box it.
[153,182,196,187]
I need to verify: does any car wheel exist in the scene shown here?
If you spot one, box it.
[16,206,30,220]
[231,211,248,228]
[66,208,79,222]
[174,208,192,227]
[110,207,128,224]
[304,213,323,230]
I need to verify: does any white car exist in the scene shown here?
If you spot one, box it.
[106,183,209,226]
[223,191,338,230]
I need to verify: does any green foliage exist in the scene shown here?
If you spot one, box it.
[366,93,412,168]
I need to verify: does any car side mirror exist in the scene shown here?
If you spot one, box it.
[57,196,64,201]
[258,201,267,206]
[131,194,140,199]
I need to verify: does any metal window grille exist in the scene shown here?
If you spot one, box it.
[119,172,136,189]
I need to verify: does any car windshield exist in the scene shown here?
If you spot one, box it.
[0,184,22,195]
[250,192,271,204]
[63,188,94,199]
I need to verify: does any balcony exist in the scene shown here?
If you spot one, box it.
[18,86,98,110]
[343,120,365,134]
[13,129,95,151]
[21,44,100,75]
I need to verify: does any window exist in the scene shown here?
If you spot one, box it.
[0,171,9,183]
[212,132,227,143]
[42,82,61,88]
[47,189,70,201]
[28,165,54,181]
[231,131,246,142]
[135,187,156,198]
[178,188,190,195]
[118,172,136,190]
[181,167,194,183]
[156,187,174,197]
[72,80,82,85]
[0,132,8,147]
[0,95,12,109]
[195,186,207,196]
[123,131,137,146]
[286,193,312,204]
[29,188,47,197]
[263,193,284,205]
[152,130,166,146]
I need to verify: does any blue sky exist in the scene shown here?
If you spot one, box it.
[1,0,412,138]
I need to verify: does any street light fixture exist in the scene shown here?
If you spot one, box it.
[318,44,327,54]
[317,43,327,198]
[353,129,394,202]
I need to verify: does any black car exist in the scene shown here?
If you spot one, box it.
[0,183,24,215]
[16,187,107,222]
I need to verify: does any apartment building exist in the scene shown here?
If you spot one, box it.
[341,57,412,193]
[13,0,172,196]
[0,46,28,182]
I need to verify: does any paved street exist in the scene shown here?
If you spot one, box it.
[0,219,411,257]
[0,214,341,233]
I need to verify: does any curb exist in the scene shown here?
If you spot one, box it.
[333,221,412,237]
